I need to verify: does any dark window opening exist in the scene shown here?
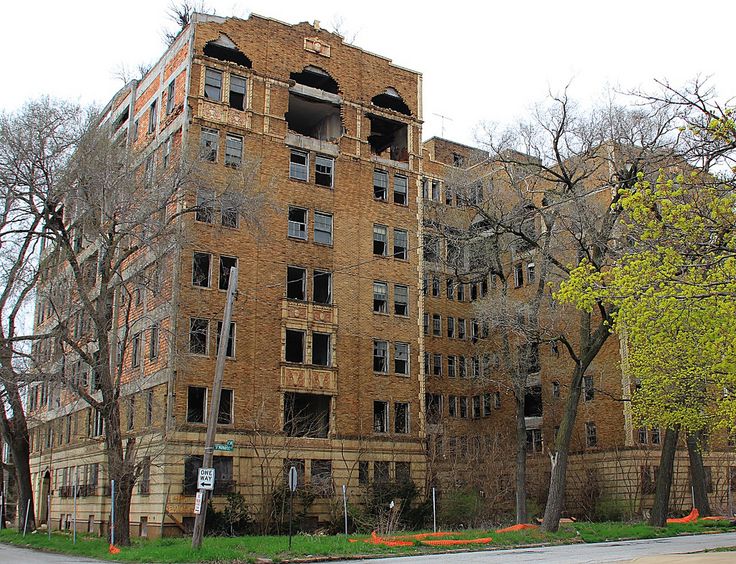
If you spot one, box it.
[204,68,222,101]
[315,155,334,187]
[219,256,237,290]
[584,375,595,401]
[526,429,543,453]
[426,393,442,424]
[187,386,206,423]
[284,392,330,438]
[184,455,234,494]
[286,93,342,141]
[229,75,246,110]
[203,38,252,68]
[313,270,332,304]
[311,459,333,494]
[524,386,543,417]
[192,252,211,287]
[218,389,233,424]
[216,321,235,358]
[288,206,307,239]
[189,318,208,355]
[373,170,388,200]
[312,332,331,366]
[358,461,369,485]
[285,329,305,363]
[290,66,339,94]
[371,88,411,115]
[373,401,388,433]
[287,266,306,300]
[367,113,408,162]
[394,403,409,433]
[374,461,389,483]
[113,107,129,132]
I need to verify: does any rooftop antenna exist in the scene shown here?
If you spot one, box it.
[433,113,453,138]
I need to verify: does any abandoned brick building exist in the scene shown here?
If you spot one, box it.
[25,13,735,536]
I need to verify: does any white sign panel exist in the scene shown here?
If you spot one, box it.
[197,467,215,491]
[194,491,204,514]
[288,466,298,492]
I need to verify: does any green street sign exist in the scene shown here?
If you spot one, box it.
[214,439,234,451]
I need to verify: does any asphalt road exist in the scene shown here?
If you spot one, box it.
[1,532,736,563]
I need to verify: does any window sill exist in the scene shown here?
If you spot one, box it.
[287,236,309,243]
[314,241,334,248]
[373,311,390,316]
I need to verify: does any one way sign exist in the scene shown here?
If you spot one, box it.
[197,467,215,491]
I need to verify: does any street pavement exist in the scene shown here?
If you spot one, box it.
[1,532,736,563]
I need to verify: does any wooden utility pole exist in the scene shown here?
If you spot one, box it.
[191,267,238,549]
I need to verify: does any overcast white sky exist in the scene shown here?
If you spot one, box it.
[2,0,735,145]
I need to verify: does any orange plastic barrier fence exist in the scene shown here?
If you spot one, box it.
[109,544,121,554]
[420,537,493,546]
[699,516,730,521]
[349,530,494,547]
[667,508,699,524]
[495,523,538,533]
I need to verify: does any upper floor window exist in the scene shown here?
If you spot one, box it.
[290,150,308,181]
[373,282,388,313]
[200,128,219,162]
[229,75,246,110]
[314,212,333,245]
[166,80,176,115]
[394,175,408,205]
[395,343,409,375]
[373,224,387,255]
[288,207,308,240]
[374,170,388,201]
[196,189,214,223]
[204,68,223,101]
[394,285,408,316]
[147,99,157,134]
[315,156,334,188]
[314,270,332,304]
[373,340,388,373]
[286,266,306,300]
[224,134,243,168]
[585,422,597,447]
[393,229,408,260]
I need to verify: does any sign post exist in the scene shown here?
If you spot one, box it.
[111,479,115,547]
[432,487,437,532]
[288,466,297,551]
[73,471,78,544]
[342,484,348,535]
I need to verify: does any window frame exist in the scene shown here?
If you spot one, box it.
[393,228,408,260]
[286,266,307,301]
[229,74,247,110]
[224,133,243,168]
[187,386,207,424]
[166,79,176,115]
[188,318,209,355]
[215,321,236,358]
[204,67,223,101]
[373,224,388,256]
[315,155,334,188]
[311,332,332,367]
[373,281,388,314]
[192,252,212,288]
[394,284,408,316]
[394,402,410,434]
[288,206,308,240]
[289,149,309,181]
[394,342,409,375]
[313,211,333,245]
[393,174,408,205]
[373,340,388,373]
[373,170,388,201]
[200,127,219,162]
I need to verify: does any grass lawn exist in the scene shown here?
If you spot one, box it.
[0,520,734,563]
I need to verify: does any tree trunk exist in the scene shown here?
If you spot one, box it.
[514,390,528,523]
[103,396,136,546]
[686,431,711,516]
[541,364,584,532]
[649,427,679,527]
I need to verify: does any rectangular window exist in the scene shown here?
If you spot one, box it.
[373,281,388,313]
[289,150,308,181]
[204,68,222,101]
[313,270,332,304]
[423,313,429,335]
[447,316,455,338]
[373,401,388,433]
[459,397,468,418]
[92,409,104,437]
[585,422,597,447]
[396,461,411,483]
[166,80,175,115]
[431,275,440,297]
[394,402,409,433]
[458,355,467,378]
[552,381,560,398]
[284,393,330,438]
[314,211,333,245]
[312,333,331,366]
[457,283,465,301]
[287,266,306,300]
[584,375,594,401]
[394,343,409,375]
[394,284,408,316]
[373,170,388,200]
[431,180,440,202]
[288,207,308,240]
[127,397,135,431]
[483,393,492,416]
[224,134,243,168]
[448,395,457,417]
[311,459,333,494]
[651,428,661,445]
[147,99,157,134]
[192,252,211,287]
[514,263,524,288]
[285,329,305,363]
[638,427,648,444]
[315,155,334,187]
[187,386,206,423]
[527,263,536,284]
[200,127,218,162]
[526,429,543,453]
[218,389,233,424]
[162,135,172,168]
[423,235,440,263]
[149,323,159,360]
[432,353,442,376]
[219,256,237,290]
[216,321,235,358]
[145,390,153,426]
[426,393,442,424]
[394,175,408,205]
[458,318,466,340]
[374,461,389,483]
[432,314,441,337]
[447,355,456,378]
[373,224,387,255]
[229,75,246,110]
[494,391,501,409]
[472,395,481,419]
[358,461,369,485]
[131,333,141,368]
[393,228,408,260]
[196,189,214,223]
[189,318,209,355]
[446,278,455,300]
[445,184,453,205]
[373,340,388,373]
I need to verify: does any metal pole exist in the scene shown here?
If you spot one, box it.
[0,492,4,530]
[47,494,51,540]
[288,487,294,551]
[432,487,437,532]
[73,470,78,544]
[111,479,115,546]
[728,466,733,517]
[342,484,348,535]
[192,267,238,550]
[23,498,31,536]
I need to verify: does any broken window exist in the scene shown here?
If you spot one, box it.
[284,392,330,438]
[447,316,455,338]
[290,66,338,93]
[373,224,387,255]
[315,155,333,187]
[204,68,223,101]
[189,318,209,355]
[285,329,305,363]
[373,340,388,373]
[584,375,595,401]
[585,422,597,447]
[196,189,214,223]
[149,323,159,360]
[371,87,411,115]
[483,393,492,416]
[524,386,543,417]
[432,354,442,376]
[374,460,389,482]
[394,284,408,316]
[394,402,409,433]
[373,170,388,200]
[368,113,408,161]
[526,429,543,453]
[287,266,306,300]
[393,228,408,259]
[447,355,456,377]
[358,461,369,485]
[147,99,157,134]
[192,252,211,287]
[204,36,252,67]
[313,270,332,304]
[314,211,333,245]
[229,75,246,110]
[514,263,524,288]
[200,127,218,161]
[459,397,468,418]
[216,321,235,358]
[472,395,481,418]
[221,195,238,228]
[219,256,237,290]
[394,342,409,375]
[394,175,408,205]
[426,394,442,424]
[288,207,307,240]
[218,389,233,424]
[311,460,333,494]
[311,332,331,366]
[432,314,441,337]
[423,235,440,263]
[166,80,175,115]
[373,281,388,313]
[373,401,389,433]
[286,80,342,141]
[448,395,457,417]
[225,134,243,168]
[289,149,308,180]
[187,386,206,423]
[162,135,172,168]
